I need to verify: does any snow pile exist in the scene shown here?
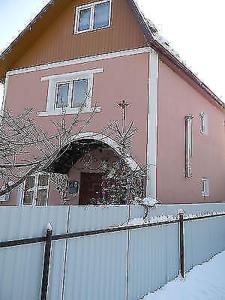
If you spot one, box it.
[143,197,159,207]
[127,218,146,226]
[126,215,177,226]
[142,251,225,300]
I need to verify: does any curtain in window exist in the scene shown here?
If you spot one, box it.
[94,2,110,29]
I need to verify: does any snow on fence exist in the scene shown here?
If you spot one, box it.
[0,204,225,300]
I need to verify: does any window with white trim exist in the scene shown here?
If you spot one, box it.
[22,173,49,206]
[75,0,111,34]
[185,116,193,178]
[39,69,103,116]
[55,78,89,109]
[202,178,209,197]
[200,112,208,135]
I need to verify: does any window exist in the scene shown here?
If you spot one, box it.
[75,0,111,33]
[202,178,209,197]
[40,69,103,116]
[200,112,208,135]
[185,116,193,178]
[55,79,89,109]
[23,173,49,206]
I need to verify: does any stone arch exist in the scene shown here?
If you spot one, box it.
[71,132,138,171]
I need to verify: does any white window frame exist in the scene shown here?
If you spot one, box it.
[0,181,13,202]
[39,69,103,116]
[185,116,193,178]
[0,194,10,202]
[202,178,209,197]
[200,112,208,135]
[74,0,112,34]
[21,173,50,207]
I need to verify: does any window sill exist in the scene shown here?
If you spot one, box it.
[38,107,102,116]
[74,24,111,35]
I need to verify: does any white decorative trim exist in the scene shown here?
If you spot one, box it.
[38,107,101,116]
[40,68,103,116]
[146,50,159,199]
[41,68,103,82]
[6,47,152,77]
[202,178,209,197]
[74,0,112,34]
[0,75,9,117]
[200,112,208,135]
[20,172,50,207]
[71,132,139,171]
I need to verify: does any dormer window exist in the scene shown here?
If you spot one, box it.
[75,0,111,34]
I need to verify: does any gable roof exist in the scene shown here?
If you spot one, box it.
[0,0,71,83]
[0,0,224,109]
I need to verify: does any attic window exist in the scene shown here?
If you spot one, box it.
[75,0,111,34]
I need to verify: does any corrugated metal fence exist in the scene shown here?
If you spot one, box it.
[0,204,225,300]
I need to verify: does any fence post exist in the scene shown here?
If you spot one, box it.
[41,223,53,300]
[179,212,185,278]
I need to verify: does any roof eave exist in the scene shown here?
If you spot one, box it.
[129,0,225,110]
[151,39,225,110]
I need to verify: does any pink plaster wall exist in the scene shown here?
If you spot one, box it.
[157,61,225,204]
[4,53,149,205]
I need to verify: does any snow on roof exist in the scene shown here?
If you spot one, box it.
[133,0,225,109]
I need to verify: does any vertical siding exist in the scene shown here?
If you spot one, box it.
[127,224,179,300]
[63,232,128,300]
[0,207,69,300]
[0,205,225,300]
[185,217,225,272]
[0,244,43,300]
[13,0,146,70]
[62,205,129,300]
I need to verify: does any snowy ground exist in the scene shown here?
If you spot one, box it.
[142,251,225,300]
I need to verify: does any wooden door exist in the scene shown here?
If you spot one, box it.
[79,173,103,205]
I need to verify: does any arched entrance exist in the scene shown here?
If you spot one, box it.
[48,132,138,205]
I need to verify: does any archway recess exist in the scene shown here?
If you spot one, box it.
[47,132,139,174]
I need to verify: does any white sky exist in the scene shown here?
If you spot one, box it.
[0,0,225,104]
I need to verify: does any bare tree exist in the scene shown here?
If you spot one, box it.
[0,102,98,197]
[0,97,147,207]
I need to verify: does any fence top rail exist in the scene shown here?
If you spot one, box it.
[1,211,225,249]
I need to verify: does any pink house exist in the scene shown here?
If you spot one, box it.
[0,0,225,206]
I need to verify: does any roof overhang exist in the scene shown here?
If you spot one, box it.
[128,0,225,110]
[0,0,72,83]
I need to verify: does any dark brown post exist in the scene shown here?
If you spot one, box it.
[41,224,53,300]
[179,212,185,278]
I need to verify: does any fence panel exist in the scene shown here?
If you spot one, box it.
[0,207,69,300]
[127,223,179,300]
[185,216,225,272]
[63,232,128,300]
[62,206,129,300]
[0,243,43,300]
[68,205,129,231]
[1,205,225,300]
